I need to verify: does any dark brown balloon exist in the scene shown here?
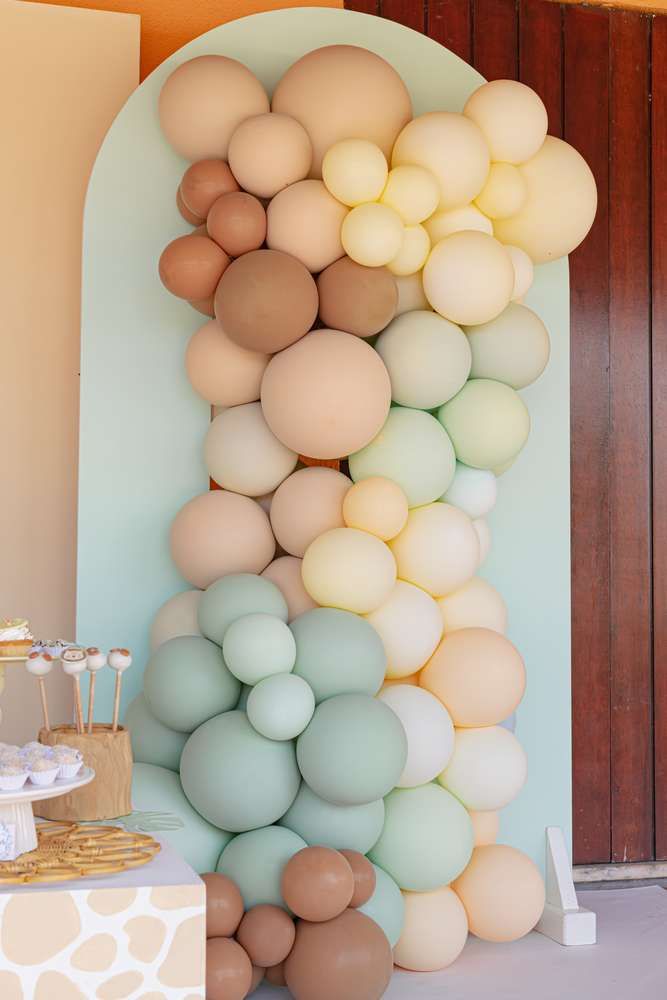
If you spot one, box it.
[236,904,296,968]
[207,192,267,257]
[202,872,244,938]
[215,249,318,354]
[159,234,229,300]
[249,966,265,995]
[317,257,397,337]
[265,961,287,987]
[206,937,253,1000]
[189,295,215,317]
[340,851,376,908]
[180,159,239,219]
[177,186,204,226]
[281,847,354,923]
[285,908,393,1000]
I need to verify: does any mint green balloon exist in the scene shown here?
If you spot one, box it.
[359,864,405,948]
[180,710,300,832]
[280,782,385,854]
[369,784,473,891]
[438,378,530,470]
[236,684,252,710]
[223,613,296,685]
[198,573,288,646]
[297,694,407,806]
[131,763,232,873]
[291,608,386,702]
[217,825,307,910]
[125,693,187,771]
[349,407,456,507]
[144,636,240,733]
[247,673,314,740]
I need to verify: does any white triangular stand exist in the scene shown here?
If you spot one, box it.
[535,826,597,945]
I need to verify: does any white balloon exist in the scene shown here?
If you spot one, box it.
[366,580,443,678]
[438,726,527,811]
[379,685,454,787]
[442,463,497,519]
[150,591,202,651]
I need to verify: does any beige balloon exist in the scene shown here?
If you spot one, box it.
[464,79,548,165]
[464,302,550,389]
[394,887,468,972]
[262,556,318,621]
[228,112,312,198]
[424,205,492,244]
[185,321,268,406]
[506,245,534,300]
[390,503,480,598]
[473,517,491,567]
[469,810,499,847]
[270,466,352,557]
[437,576,507,634]
[266,179,347,273]
[423,231,514,326]
[394,273,430,316]
[475,163,527,219]
[204,403,298,496]
[453,845,545,942]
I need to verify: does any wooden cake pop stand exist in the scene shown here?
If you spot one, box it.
[0,768,94,857]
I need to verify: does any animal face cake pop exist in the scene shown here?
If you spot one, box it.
[62,647,86,733]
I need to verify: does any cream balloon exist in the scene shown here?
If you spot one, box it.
[437,577,507,635]
[506,245,534,300]
[227,112,312,198]
[343,477,408,542]
[441,463,497,519]
[185,321,268,407]
[469,810,499,847]
[475,163,527,219]
[322,139,388,206]
[381,165,440,225]
[453,845,545,942]
[378,685,454,787]
[366,581,443,679]
[204,403,298,496]
[266,180,346,273]
[423,232,514,326]
[342,203,404,268]
[424,205,492,243]
[388,225,430,277]
[473,518,491,567]
[390,503,479,597]
[262,556,317,622]
[465,302,550,389]
[394,887,468,972]
[439,726,528,811]
[150,590,202,651]
[394,273,429,316]
[270,466,352,558]
[302,527,397,614]
[464,79,548,164]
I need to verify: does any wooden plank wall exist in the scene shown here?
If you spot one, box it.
[345,0,664,864]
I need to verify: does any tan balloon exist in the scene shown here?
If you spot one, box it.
[185,321,268,406]
[206,937,252,1000]
[339,850,376,908]
[437,576,508,634]
[424,205,493,243]
[452,845,545,942]
[394,272,429,316]
[272,45,412,176]
[236,905,296,968]
[270,466,351,558]
[261,330,391,460]
[249,966,265,994]
[267,180,346,273]
[423,231,514,326]
[228,112,312,198]
[159,234,229,301]
[189,295,215,317]
[282,847,354,923]
[465,302,550,389]
[207,192,267,257]
[204,403,298,496]
[475,163,527,220]
[180,159,239,218]
[261,556,318,621]
[159,55,269,161]
[177,186,204,226]
[202,873,244,938]
[464,79,548,165]
[264,963,287,987]
[469,810,499,847]
[317,258,398,338]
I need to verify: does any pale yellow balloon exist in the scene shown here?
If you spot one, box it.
[473,518,491,566]
[394,886,468,972]
[438,576,507,634]
[392,112,490,210]
[469,810,499,847]
[506,245,534,300]
[341,203,404,267]
[266,179,347,273]
[475,163,527,220]
[388,225,430,277]
[494,136,597,263]
[366,580,443,679]
[394,273,430,316]
[343,477,409,541]
[424,205,492,244]
[381,165,440,224]
[463,79,548,165]
[423,231,514,326]
[301,527,397,614]
[322,139,388,207]
[464,302,550,390]
[390,503,479,597]
[453,845,546,942]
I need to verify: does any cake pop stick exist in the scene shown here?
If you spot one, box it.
[85,647,107,735]
[61,647,87,734]
[108,648,132,732]
[26,651,54,731]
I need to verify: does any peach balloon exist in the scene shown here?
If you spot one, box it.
[270,466,352,558]
[452,845,545,942]
[424,205,493,243]
[207,192,267,257]
[180,159,239,218]
[189,295,215,317]
[390,503,480,597]
[423,231,514,326]
[343,477,409,541]
[159,234,229,301]
[228,112,312,198]
[302,527,397,615]
[249,966,265,994]
[463,79,548,165]
[170,490,274,589]
[204,403,298,497]
[475,162,527,220]
[177,186,204,225]
[185,321,268,407]
[437,576,508,634]
[267,179,347,273]
[159,55,269,161]
[380,673,420,692]
[261,556,318,621]
[339,850,376,908]
[265,963,287,987]
[366,581,443,679]
[394,886,468,972]
[469,810,500,847]
[261,330,391,460]
[421,627,525,727]
[394,272,429,316]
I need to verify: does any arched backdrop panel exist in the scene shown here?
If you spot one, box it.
[77,7,570,868]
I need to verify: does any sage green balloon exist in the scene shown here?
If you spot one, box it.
[358,864,405,948]
[349,406,456,507]
[198,573,288,646]
[291,608,386,702]
[280,782,385,854]
[180,711,300,832]
[144,635,240,733]
[131,763,232,873]
[125,693,187,771]
[296,694,407,806]
[464,302,550,390]
[223,613,296,685]
[236,684,252,710]
[368,784,473,891]
[247,673,314,740]
[438,378,530,470]
[217,825,307,910]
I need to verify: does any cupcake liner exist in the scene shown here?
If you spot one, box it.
[0,772,29,792]
[58,761,83,780]
[29,767,59,787]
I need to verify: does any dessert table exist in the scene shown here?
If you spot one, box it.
[0,768,94,858]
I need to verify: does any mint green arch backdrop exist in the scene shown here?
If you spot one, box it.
[77,7,571,869]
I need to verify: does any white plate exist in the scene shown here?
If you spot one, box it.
[0,766,95,805]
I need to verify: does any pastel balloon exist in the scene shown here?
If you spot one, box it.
[375,310,471,410]
[204,403,297,496]
[343,477,408,541]
[358,864,405,948]
[394,272,429,315]
[474,517,492,566]
[392,112,490,210]
[423,231,514,326]
[317,257,398,338]
[442,463,497,519]
[206,937,252,1000]
[388,224,430,277]
[342,203,404,268]
[159,55,269,161]
[464,79,548,165]
[302,527,396,615]
[202,872,244,937]
[349,407,456,508]
[267,179,347,273]
[438,726,528,811]
[159,234,228,301]
[236,905,296,968]
[390,502,479,597]
[206,191,266,257]
[261,330,391,460]
[438,576,508,634]
[262,556,317,622]
[290,607,386,702]
[222,613,296,685]
[340,850,376,908]
[469,810,500,846]
[189,294,215,317]
[297,693,407,806]
[475,162,527,219]
[218,825,307,909]
[322,138,388,206]
[507,245,535,300]
[270,466,351,558]
[170,491,275,589]
[465,302,550,389]
[185,321,268,407]
[424,204,492,243]
[180,159,239,218]
[272,45,412,175]
[198,573,288,646]
[247,673,315,740]
[265,963,287,986]
[177,186,203,225]
[452,845,545,942]
[381,164,440,224]
[438,378,530,469]
[282,847,354,922]
[249,966,264,994]
[150,589,202,650]
[228,112,312,198]
[394,886,468,971]
[366,581,443,679]
[378,684,454,786]
[380,673,419,692]
[125,693,188,772]
[280,782,385,855]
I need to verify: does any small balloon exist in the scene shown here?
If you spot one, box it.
[207,191,267,257]
[159,234,229,301]
[201,872,244,938]
[206,937,252,1000]
[180,159,239,218]
[236,904,296,968]
[281,846,354,922]
[339,850,377,908]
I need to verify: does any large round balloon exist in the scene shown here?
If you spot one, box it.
[267,180,347,273]
[150,589,202,650]
[218,825,307,910]
[452,845,545,942]
[180,710,300,831]
[290,607,386,702]
[441,463,497,519]
[261,330,391,460]
[270,467,351,558]
[438,726,528,811]
[378,685,454,787]
[261,556,317,622]
[438,378,530,470]
[317,258,398,339]
[465,303,550,389]
[301,527,397,614]
[423,231,514,327]
[390,502,479,597]
[394,886,468,972]
[228,111,312,198]
[365,580,443,678]
[358,864,405,949]
[198,573,288,646]
[437,576,508,634]
[125,693,188,771]
[144,636,240,733]
[280,782,385,855]
[185,321,268,407]
[204,403,298,496]
[464,79,548,164]
[296,694,407,806]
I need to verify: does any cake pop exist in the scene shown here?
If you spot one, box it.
[61,647,87,734]
[26,651,54,732]
[108,648,132,732]
[85,647,107,735]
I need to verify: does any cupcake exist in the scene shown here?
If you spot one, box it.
[0,762,29,791]
[0,619,33,658]
[28,757,59,786]
[51,747,82,780]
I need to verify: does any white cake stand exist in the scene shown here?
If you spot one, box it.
[0,767,95,857]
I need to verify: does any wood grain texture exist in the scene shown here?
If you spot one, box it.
[380,0,425,31]
[519,0,563,135]
[472,0,518,79]
[427,0,472,60]
[344,0,378,12]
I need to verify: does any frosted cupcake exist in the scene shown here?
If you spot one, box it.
[28,757,59,786]
[51,746,82,780]
[0,619,33,658]
[0,762,29,791]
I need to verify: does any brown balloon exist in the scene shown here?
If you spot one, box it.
[249,965,265,995]
[207,192,267,257]
[285,908,393,1000]
[317,257,397,338]
[180,159,239,219]
[215,249,318,354]
[159,234,229,300]
[202,872,244,938]
[177,186,204,226]
[265,961,287,987]
[340,851,376,908]
[236,904,296,968]
[189,295,215,317]
[206,937,253,1000]
[281,847,354,923]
